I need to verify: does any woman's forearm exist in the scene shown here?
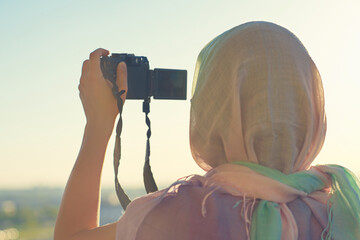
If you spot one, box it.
[54,123,113,239]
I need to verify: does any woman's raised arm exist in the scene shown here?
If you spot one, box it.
[54,48,127,240]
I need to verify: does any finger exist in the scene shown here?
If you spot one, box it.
[89,48,109,73]
[116,62,128,103]
[80,60,90,84]
[81,60,90,75]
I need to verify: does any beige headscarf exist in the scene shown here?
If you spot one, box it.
[190,21,327,174]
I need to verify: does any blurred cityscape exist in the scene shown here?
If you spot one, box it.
[0,187,146,240]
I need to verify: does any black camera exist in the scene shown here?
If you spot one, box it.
[100,53,187,100]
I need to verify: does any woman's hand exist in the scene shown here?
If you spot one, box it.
[78,48,128,134]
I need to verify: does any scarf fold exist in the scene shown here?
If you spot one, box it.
[205,161,360,240]
[317,165,360,239]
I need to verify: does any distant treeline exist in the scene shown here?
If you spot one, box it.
[0,187,147,239]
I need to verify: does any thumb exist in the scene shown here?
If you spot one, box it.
[117,62,128,103]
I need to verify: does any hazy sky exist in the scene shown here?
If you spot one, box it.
[1,0,359,189]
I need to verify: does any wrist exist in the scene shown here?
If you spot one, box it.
[85,121,114,139]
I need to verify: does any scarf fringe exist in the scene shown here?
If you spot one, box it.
[321,196,334,240]
[201,187,257,240]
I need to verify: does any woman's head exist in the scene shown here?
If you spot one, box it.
[190,22,326,174]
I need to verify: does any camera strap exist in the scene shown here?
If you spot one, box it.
[112,86,131,210]
[112,85,158,211]
[142,98,158,193]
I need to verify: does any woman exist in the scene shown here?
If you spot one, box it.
[54,22,360,240]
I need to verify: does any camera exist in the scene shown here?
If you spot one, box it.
[100,53,187,100]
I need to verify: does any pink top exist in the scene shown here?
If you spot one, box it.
[116,172,329,240]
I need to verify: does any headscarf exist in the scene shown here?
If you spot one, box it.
[116,22,360,240]
[190,21,326,174]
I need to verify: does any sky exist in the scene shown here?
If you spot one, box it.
[0,0,359,189]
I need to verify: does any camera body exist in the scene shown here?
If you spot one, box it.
[100,53,187,100]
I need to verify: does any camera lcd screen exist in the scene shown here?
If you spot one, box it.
[153,69,187,100]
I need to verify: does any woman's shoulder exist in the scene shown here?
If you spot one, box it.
[127,175,247,240]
